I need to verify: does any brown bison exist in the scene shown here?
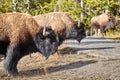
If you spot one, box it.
[0,12,59,76]
[91,13,115,36]
[33,12,86,46]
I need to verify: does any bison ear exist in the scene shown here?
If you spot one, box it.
[42,26,50,36]
[108,18,111,22]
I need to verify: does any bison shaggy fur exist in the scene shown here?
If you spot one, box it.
[34,12,86,46]
[0,13,59,76]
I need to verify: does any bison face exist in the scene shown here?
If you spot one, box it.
[76,21,86,42]
[67,21,86,43]
[34,26,59,59]
[106,17,115,30]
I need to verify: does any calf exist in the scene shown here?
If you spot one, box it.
[91,13,115,37]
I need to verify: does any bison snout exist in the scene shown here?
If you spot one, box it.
[77,33,86,43]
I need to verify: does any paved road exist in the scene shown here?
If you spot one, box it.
[65,36,120,58]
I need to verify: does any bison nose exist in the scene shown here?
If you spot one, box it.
[77,33,86,43]
[77,39,82,43]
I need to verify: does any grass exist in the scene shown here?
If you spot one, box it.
[0,39,119,80]
[105,31,120,40]
[0,51,99,80]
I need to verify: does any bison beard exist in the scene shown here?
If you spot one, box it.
[0,13,59,76]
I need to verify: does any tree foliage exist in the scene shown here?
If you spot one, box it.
[0,0,120,30]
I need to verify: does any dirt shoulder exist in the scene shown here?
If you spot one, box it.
[0,37,120,80]
[0,48,120,80]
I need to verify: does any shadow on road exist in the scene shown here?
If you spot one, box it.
[19,60,97,77]
[18,46,114,77]
[58,47,115,55]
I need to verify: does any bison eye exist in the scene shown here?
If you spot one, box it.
[108,18,111,22]
[46,31,56,43]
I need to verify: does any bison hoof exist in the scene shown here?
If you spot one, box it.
[7,69,18,77]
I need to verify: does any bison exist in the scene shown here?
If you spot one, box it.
[91,13,115,37]
[33,12,86,46]
[0,12,59,76]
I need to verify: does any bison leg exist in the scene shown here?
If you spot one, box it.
[100,27,105,37]
[3,44,22,76]
[95,28,98,36]
[104,30,107,37]
[90,26,93,36]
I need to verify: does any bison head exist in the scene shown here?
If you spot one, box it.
[66,21,86,43]
[34,26,59,59]
[105,16,115,30]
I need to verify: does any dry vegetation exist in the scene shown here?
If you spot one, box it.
[0,43,120,80]
[106,30,120,40]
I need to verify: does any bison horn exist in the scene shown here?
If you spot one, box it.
[78,21,81,28]
[43,26,50,36]
[43,26,46,36]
